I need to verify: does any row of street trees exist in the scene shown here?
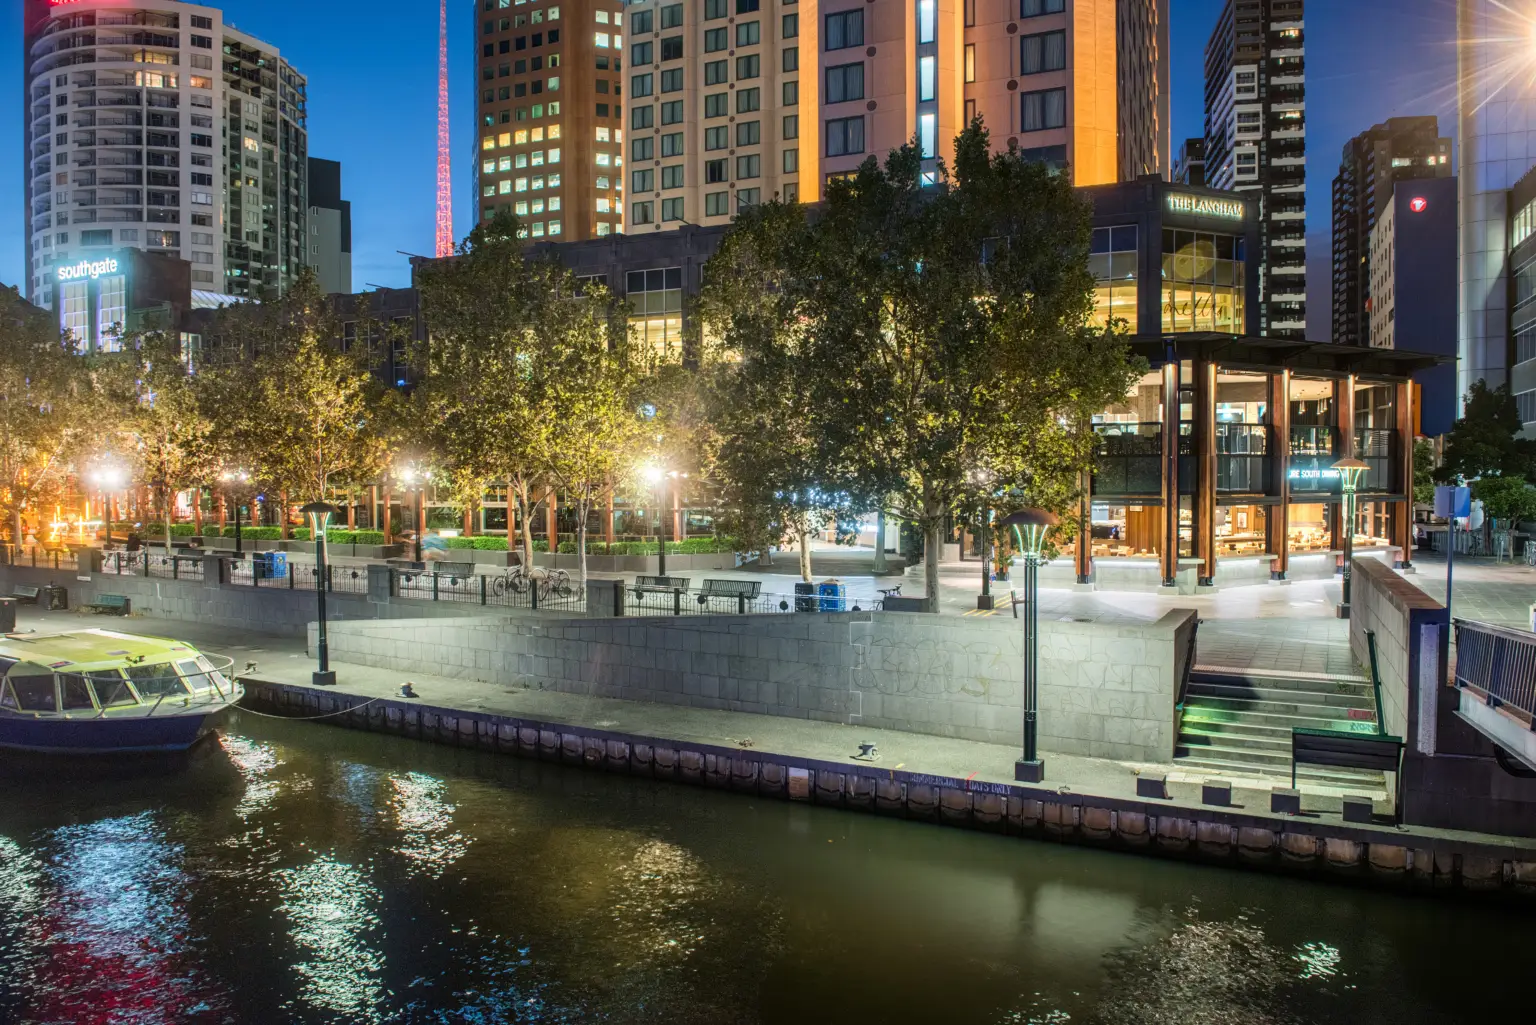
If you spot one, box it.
[0,120,1140,604]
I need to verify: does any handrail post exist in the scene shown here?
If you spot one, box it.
[1365,629,1386,736]
[432,572,439,601]
[531,577,539,609]
[674,587,682,616]
[480,573,487,605]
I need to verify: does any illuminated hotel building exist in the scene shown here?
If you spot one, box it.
[475,0,1170,242]
[22,0,311,313]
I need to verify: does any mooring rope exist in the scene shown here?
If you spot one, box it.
[232,693,389,721]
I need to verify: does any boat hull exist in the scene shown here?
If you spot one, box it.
[0,708,233,754]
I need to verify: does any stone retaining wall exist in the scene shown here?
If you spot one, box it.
[241,679,1536,900]
[309,607,1196,762]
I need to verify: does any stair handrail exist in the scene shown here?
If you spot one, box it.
[1365,629,1386,737]
[1173,617,1200,741]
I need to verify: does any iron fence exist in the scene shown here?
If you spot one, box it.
[219,559,369,595]
[391,566,587,613]
[622,585,828,616]
[1,545,79,571]
[1453,619,1536,722]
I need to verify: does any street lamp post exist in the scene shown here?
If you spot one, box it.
[397,465,430,562]
[1332,457,1369,619]
[978,503,993,611]
[220,469,249,556]
[1000,508,1057,784]
[302,501,341,687]
[90,465,125,547]
[641,465,681,577]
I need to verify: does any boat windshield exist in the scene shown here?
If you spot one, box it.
[8,671,58,713]
[176,659,219,694]
[58,673,95,711]
[126,662,189,700]
[89,670,137,708]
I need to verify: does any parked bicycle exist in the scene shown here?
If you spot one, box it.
[491,565,573,601]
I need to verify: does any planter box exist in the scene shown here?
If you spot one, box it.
[532,551,737,573]
[353,544,402,560]
[466,549,518,567]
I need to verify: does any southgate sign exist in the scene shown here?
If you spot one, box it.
[55,257,120,282]
[1166,194,1246,220]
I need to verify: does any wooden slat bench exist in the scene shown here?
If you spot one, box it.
[82,593,131,616]
[10,585,40,605]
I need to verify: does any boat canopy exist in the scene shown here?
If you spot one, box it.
[0,629,234,715]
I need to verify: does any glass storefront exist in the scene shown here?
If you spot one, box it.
[1090,503,1164,558]
[1216,503,1267,556]
[1288,502,1332,552]
[1089,225,1138,333]
[1160,228,1245,333]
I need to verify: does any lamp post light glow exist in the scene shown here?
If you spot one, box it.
[220,469,250,555]
[1333,457,1369,619]
[89,464,125,547]
[396,464,431,562]
[1000,508,1057,784]
[302,501,341,687]
[640,464,684,576]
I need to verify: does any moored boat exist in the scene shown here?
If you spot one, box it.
[0,629,243,754]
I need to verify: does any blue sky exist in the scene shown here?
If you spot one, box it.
[4,0,1460,314]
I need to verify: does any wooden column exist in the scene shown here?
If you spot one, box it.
[347,490,356,530]
[672,483,683,541]
[1330,376,1357,563]
[1075,465,1093,584]
[463,503,474,536]
[1266,370,1291,579]
[1196,359,1218,586]
[605,490,616,543]
[381,487,393,543]
[217,493,227,530]
[1159,358,1180,586]
[1395,380,1415,568]
[546,489,558,544]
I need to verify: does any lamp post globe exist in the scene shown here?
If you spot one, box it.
[998,508,1058,783]
[301,500,341,686]
[1332,457,1369,619]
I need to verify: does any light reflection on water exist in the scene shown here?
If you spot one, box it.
[0,716,1527,1025]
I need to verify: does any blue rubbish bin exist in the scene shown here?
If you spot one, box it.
[793,581,817,612]
[818,580,846,612]
[254,551,289,580]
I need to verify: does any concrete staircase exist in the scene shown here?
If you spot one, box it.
[1174,668,1388,791]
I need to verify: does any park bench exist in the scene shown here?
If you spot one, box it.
[634,575,690,593]
[1290,727,1402,789]
[699,578,761,612]
[430,561,475,581]
[82,593,131,616]
[10,585,40,605]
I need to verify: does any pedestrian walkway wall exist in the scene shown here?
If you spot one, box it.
[307,609,1197,762]
[1351,557,1536,834]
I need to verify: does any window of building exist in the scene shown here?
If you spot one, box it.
[737,0,759,11]
[1519,391,1536,424]
[627,267,684,357]
[661,3,683,28]
[737,54,761,79]
[705,92,728,117]
[662,68,683,91]
[634,168,656,193]
[633,136,654,160]
[919,114,936,158]
[1020,88,1066,131]
[633,72,653,96]
[631,9,653,33]
[598,222,613,236]
[1020,30,1066,73]
[737,21,760,46]
[918,56,935,101]
[825,9,864,50]
[1020,0,1065,15]
[705,0,726,19]
[918,0,936,42]
[736,87,760,112]
[662,197,685,221]
[783,114,799,139]
[737,188,761,210]
[783,46,798,73]
[706,191,729,216]
[705,60,728,85]
[705,126,728,150]
[1088,226,1139,333]
[633,104,654,129]
[661,36,683,60]
[783,147,798,173]
[783,80,798,105]
[60,281,88,348]
[95,274,126,351]
[706,27,728,52]
[706,158,728,183]
[826,116,864,157]
[737,120,761,146]
[661,100,683,124]
[825,62,864,103]
[662,132,684,156]
[633,40,653,64]
[783,12,799,37]
[1161,228,1245,334]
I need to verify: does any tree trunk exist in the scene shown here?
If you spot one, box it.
[576,500,589,582]
[925,518,943,614]
[193,489,204,538]
[799,528,812,582]
[280,490,291,539]
[872,508,888,573]
[513,480,535,568]
[12,508,22,555]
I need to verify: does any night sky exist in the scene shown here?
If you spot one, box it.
[3,0,1459,334]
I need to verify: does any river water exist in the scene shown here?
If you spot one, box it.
[0,713,1524,1025]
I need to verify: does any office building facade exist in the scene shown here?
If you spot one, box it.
[1330,116,1450,349]
[1202,0,1306,339]
[1457,0,1536,411]
[475,0,1170,241]
[1172,136,1205,187]
[22,0,309,309]
[1367,177,1457,436]
[307,157,352,294]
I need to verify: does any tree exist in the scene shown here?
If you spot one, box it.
[116,331,218,544]
[1437,381,1536,483]
[704,120,1142,609]
[201,271,389,516]
[0,287,94,545]
[542,282,645,581]
[1412,438,1436,506]
[1470,474,1536,528]
[416,213,596,568]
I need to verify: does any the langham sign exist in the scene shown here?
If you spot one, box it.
[1166,194,1246,220]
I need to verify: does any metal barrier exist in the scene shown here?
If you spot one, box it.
[1452,619,1536,723]
[1,545,78,571]
[392,567,587,612]
[625,585,797,616]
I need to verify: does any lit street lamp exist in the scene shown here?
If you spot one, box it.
[220,469,250,556]
[640,464,686,577]
[89,464,126,547]
[397,464,431,562]
[1000,508,1057,784]
[302,501,341,687]
[1333,457,1369,619]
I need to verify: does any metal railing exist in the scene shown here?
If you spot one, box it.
[218,558,368,595]
[625,585,802,616]
[0,545,79,571]
[391,567,586,613]
[1216,422,1268,492]
[1452,619,1536,724]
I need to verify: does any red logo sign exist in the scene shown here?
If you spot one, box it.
[1409,196,1428,213]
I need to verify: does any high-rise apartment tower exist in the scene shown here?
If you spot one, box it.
[1330,116,1450,349]
[474,0,1170,241]
[22,0,309,312]
[1203,0,1305,339]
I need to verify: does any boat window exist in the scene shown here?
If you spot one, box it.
[58,673,96,711]
[0,682,15,710]
[176,659,214,693]
[10,673,58,712]
[195,656,230,693]
[89,671,138,708]
[126,662,189,700]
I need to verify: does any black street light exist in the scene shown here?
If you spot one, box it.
[221,469,250,556]
[1333,457,1369,619]
[397,464,430,562]
[1000,508,1057,784]
[302,500,341,687]
[641,465,686,577]
[90,464,126,548]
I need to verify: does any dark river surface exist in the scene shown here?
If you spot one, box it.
[0,713,1527,1025]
